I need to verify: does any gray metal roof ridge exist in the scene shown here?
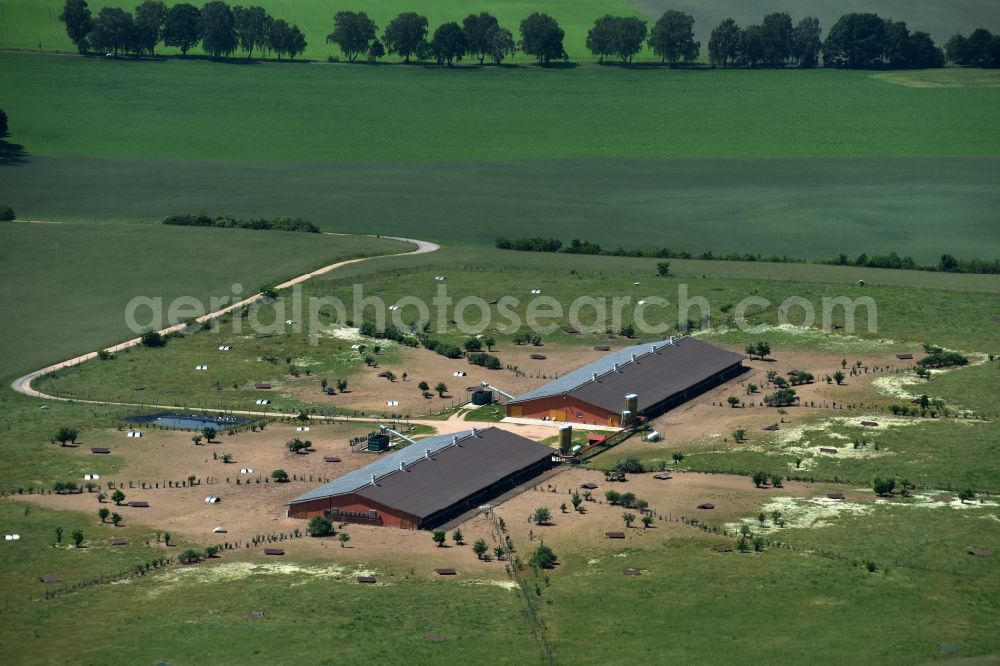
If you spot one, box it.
[509,336,681,404]
[289,428,480,505]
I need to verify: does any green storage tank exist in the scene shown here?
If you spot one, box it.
[471,389,494,406]
[367,434,390,452]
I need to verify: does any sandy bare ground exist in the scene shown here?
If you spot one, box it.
[15,458,846,579]
[612,348,917,458]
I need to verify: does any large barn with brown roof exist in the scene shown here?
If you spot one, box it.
[288,428,554,530]
[506,337,745,427]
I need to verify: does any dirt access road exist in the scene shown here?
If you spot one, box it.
[9,233,438,401]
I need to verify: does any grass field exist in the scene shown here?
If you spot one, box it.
[622,418,1000,494]
[36,247,1000,420]
[0,223,410,382]
[5,154,1000,262]
[4,54,999,161]
[539,502,1000,663]
[0,498,542,664]
[1,488,997,664]
[4,53,999,260]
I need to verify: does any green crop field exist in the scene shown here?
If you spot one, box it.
[0,222,410,381]
[4,54,999,162]
[3,54,999,260]
[541,503,1000,663]
[0,499,543,665]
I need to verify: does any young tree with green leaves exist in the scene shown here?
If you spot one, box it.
[198,0,237,58]
[54,426,80,447]
[72,529,85,548]
[338,532,350,547]
[268,19,306,59]
[533,506,552,525]
[431,22,467,66]
[519,13,566,64]
[462,11,499,63]
[286,438,310,454]
[133,0,167,55]
[529,542,558,569]
[451,529,463,545]
[202,427,217,442]
[432,530,447,547]
[271,469,289,482]
[59,0,94,53]
[648,10,699,65]
[641,514,654,529]
[761,12,793,66]
[233,5,270,59]
[163,2,200,55]
[873,476,896,497]
[383,12,428,63]
[708,17,742,67]
[308,516,333,537]
[111,489,126,505]
[111,513,122,526]
[485,24,516,65]
[473,538,488,560]
[327,10,377,63]
[622,512,636,527]
[98,507,110,523]
[791,16,823,67]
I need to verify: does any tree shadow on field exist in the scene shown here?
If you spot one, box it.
[0,138,29,166]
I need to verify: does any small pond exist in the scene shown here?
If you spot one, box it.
[127,412,250,431]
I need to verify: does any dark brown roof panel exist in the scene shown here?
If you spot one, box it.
[569,337,745,414]
[355,428,552,521]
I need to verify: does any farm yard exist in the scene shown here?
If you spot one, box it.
[2,0,1000,662]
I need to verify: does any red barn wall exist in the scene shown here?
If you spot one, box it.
[288,493,419,529]
[507,395,618,427]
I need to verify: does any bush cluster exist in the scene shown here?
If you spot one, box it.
[163,213,318,233]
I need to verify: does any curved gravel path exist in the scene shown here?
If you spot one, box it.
[10,234,439,402]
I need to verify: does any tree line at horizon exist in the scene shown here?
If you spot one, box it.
[58,0,999,69]
[59,0,306,59]
[495,236,1000,275]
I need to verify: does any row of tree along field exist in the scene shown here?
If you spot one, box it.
[495,237,1000,275]
[59,0,306,58]
[58,0,999,69]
